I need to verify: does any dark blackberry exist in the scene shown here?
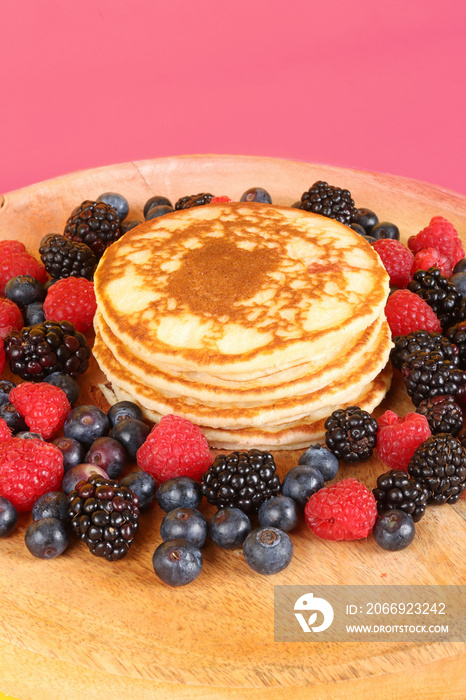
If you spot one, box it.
[174,193,214,210]
[407,267,462,329]
[445,321,466,369]
[390,330,459,371]
[408,433,466,504]
[455,296,466,324]
[68,474,140,561]
[63,200,122,259]
[4,320,91,382]
[300,181,355,225]
[39,234,97,280]
[324,406,378,462]
[401,351,466,407]
[416,395,463,436]
[373,469,430,522]
[201,450,281,514]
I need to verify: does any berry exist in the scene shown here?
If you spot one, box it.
[350,223,367,236]
[174,193,214,210]
[298,444,339,481]
[210,196,233,203]
[39,234,97,281]
[64,405,110,447]
[145,205,174,220]
[152,539,203,587]
[373,469,430,522]
[281,465,324,508]
[44,372,80,405]
[0,250,46,294]
[258,495,299,532]
[23,301,45,326]
[110,418,150,459]
[201,449,280,514]
[121,220,142,234]
[137,414,212,483]
[0,417,12,442]
[449,272,466,298]
[0,438,63,511]
[144,195,173,217]
[25,518,69,559]
[96,192,129,221]
[85,437,127,479]
[0,381,14,408]
[385,289,442,336]
[376,410,431,471]
[242,527,293,575]
[416,395,463,436]
[408,433,466,504]
[324,406,378,463]
[107,400,144,427]
[408,216,464,269]
[370,222,400,241]
[68,474,140,561]
[4,274,46,309]
[0,298,23,338]
[372,239,413,288]
[120,471,157,509]
[209,508,251,549]
[411,248,452,278]
[0,240,26,256]
[373,511,415,551]
[300,181,355,225]
[0,404,27,433]
[16,431,43,440]
[32,491,69,522]
[156,476,202,512]
[445,321,466,370]
[64,200,123,258]
[52,436,86,472]
[390,330,459,371]
[407,267,461,329]
[240,187,272,204]
[0,497,17,536]
[352,207,379,233]
[305,478,377,540]
[454,258,466,274]
[401,351,466,406]
[0,337,4,375]
[160,507,207,548]
[10,382,70,439]
[62,463,109,495]
[43,277,96,333]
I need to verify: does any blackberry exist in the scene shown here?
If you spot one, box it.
[174,193,214,210]
[390,330,459,371]
[407,267,462,329]
[4,320,91,382]
[445,321,466,369]
[68,474,140,561]
[201,450,281,514]
[408,434,466,504]
[324,406,378,462]
[401,351,466,406]
[63,200,122,259]
[416,395,463,436]
[300,181,355,225]
[373,469,430,522]
[39,234,97,280]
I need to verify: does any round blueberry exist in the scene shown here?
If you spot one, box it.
[0,381,14,408]
[61,463,109,494]
[209,507,251,549]
[371,221,400,241]
[449,272,466,298]
[0,497,18,537]
[0,403,27,432]
[53,436,86,472]
[258,496,299,532]
[107,401,144,427]
[5,275,46,308]
[453,258,466,275]
[97,192,129,221]
[152,538,203,586]
[373,510,415,551]
[23,301,45,325]
[44,372,79,405]
[121,220,142,234]
[85,436,127,479]
[145,204,174,221]
[120,471,157,509]
[16,431,43,440]
[281,465,325,508]
[64,405,110,447]
[144,195,173,217]
[156,477,202,513]
[350,223,367,236]
[25,517,69,558]
[298,444,339,481]
[240,187,272,204]
[353,207,379,233]
[291,201,302,209]
[362,235,377,245]
[32,491,69,522]
[243,527,293,575]
[160,507,207,548]
[110,419,150,460]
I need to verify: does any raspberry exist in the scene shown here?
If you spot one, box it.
[304,478,377,540]
[137,414,213,482]
[43,277,96,333]
[411,248,452,278]
[0,298,23,338]
[372,239,413,288]
[0,438,64,511]
[408,217,464,269]
[10,382,70,439]
[0,418,12,442]
[0,251,47,294]
[385,289,442,336]
[210,196,233,203]
[376,410,431,471]
[0,240,27,256]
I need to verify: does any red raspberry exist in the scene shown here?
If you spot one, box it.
[10,382,70,439]
[376,410,431,471]
[0,240,27,255]
[137,414,213,482]
[0,418,12,442]
[210,196,233,203]
[0,298,23,338]
[43,277,96,333]
[304,478,377,540]
[385,289,442,336]
[411,247,452,278]
[408,217,464,269]
[372,239,413,288]
[0,251,47,294]
[0,438,63,511]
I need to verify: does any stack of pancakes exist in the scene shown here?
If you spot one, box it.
[93,202,392,449]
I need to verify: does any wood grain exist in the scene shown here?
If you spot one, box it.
[0,156,465,700]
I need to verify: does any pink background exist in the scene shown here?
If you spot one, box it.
[2,0,466,195]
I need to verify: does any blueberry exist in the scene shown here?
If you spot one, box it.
[107,401,144,427]
[121,220,142,234]
[353,207,379,233]
[152,538,203,586]
[5,275,46,308]
[240,187,272,204]
[0,497,18,537]
[281,465,324,508]
[53,436,86,472]
[120,471,157,509]
[0,381,15,407]
[449,272,466,298]
[258,496,299,532]
[145,205,174,221]
[144,195,173,217]
[64,405,110,447]
[160,507,207,548]
[209,507,251,549]
[350,223,367,236]
[61,463,109,494]
[242,527,293,575]
[23,301,45,325]
[25,517,69,558]
[110,418,150,460]
[32,491,69,522]
[298,444,339,481]
[0,403,27,432]
[97,192,129,221]
[44,372,79,405]
[371,221,400,241]
[373,510,415,551]
[16,431,43,440]
[453,258,466,274]
[85,436,126,479]
[291,201,302,209]
[156,477,202,512]
[362,235,377,245]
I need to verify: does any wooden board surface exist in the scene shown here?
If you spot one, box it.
[0,155,465,700]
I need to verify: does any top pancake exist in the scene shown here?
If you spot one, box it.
[94,202,389,375]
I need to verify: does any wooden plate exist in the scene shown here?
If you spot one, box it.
[0,156,465,700]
